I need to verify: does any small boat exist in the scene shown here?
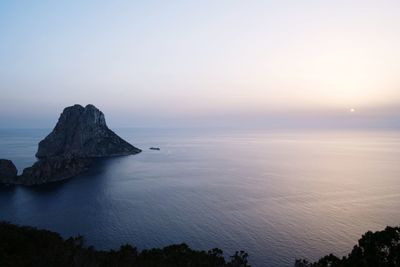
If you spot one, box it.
[149,147,160,151]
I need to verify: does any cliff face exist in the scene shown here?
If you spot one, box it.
[36,104,141,158]
[0,104,141,185]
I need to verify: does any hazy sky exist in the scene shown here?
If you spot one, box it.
[1,1,399,128]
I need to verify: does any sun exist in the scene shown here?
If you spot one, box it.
[350,108,356,113]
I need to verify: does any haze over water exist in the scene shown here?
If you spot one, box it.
[1,1,400,128]
[1,128,399,266]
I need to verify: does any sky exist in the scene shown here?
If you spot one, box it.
[0,0,399,128]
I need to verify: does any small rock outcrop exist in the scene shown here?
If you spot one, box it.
[0,104,141,185]
[0,159,18,182]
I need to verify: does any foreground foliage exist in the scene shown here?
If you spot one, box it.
[295,226,400,267]
[3,221,399,267]
[0,221,250,267]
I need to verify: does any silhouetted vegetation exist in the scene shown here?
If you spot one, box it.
[0,221,250,267]
[3,221,400,267]
[295,226,400,267]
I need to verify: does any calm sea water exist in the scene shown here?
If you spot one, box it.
[0,128,399,266]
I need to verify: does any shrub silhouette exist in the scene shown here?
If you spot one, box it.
[295,226,400,267]
[0,221,250,267]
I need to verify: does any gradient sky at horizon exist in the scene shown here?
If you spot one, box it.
[1,1,399,128]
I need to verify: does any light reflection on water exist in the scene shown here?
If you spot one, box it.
[0,128,399,266]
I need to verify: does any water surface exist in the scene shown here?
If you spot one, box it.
[1,128,399,266]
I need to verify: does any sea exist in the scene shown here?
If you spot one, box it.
[0,128,399,266]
